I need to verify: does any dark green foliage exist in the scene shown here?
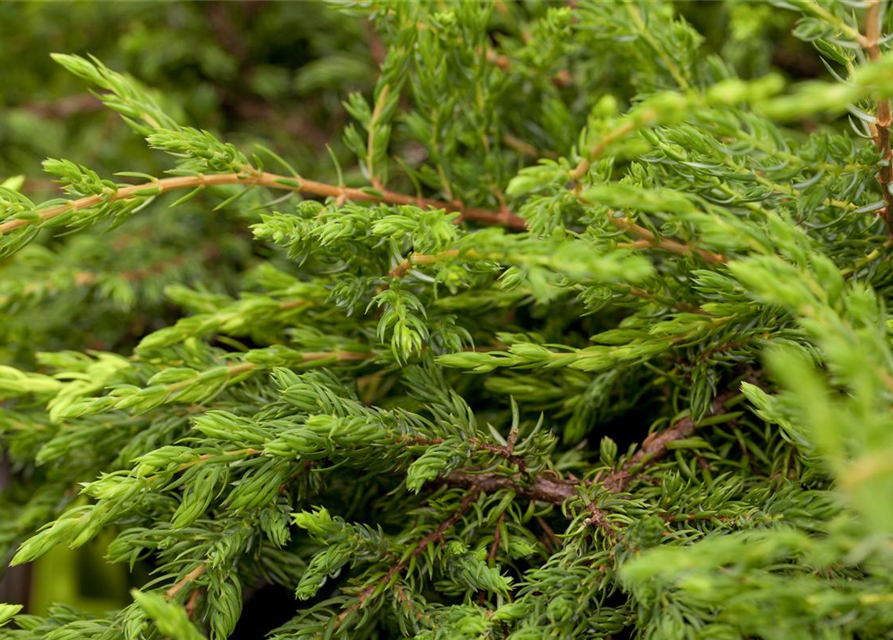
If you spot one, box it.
[3,1,893,639]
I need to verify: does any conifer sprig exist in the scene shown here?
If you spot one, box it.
[5,1,893,639]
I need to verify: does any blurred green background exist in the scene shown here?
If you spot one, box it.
[0,1,378,626]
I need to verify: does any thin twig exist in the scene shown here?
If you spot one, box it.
[445,385,743,512]
[0,171,725,277]
[166,564,207,599]
[0,171,527,235]
[502,133,558,160]
[479,512,505,605]
[608,214,726,264]
[600,387,742,493]
[185,587,203,618]
[335,489,480,628]
[535,515,562,552]
[2,171,728,265]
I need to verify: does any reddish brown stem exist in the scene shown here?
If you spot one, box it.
[185,588,203,618]
[446,469,577,504]
[0,171,526,236]
[865,0,893,233]
[479,512,506,605]
[166,564,206,599]
[608,214,725,265]
[602,387,740,492]
[335,489,480,628]
[3,173,728,265]
[535,515,561,552]
[446,387,741,505]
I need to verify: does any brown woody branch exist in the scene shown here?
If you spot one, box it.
[445,386,742,512]
[599,387,741,493]
[185,587,203,618]
[479,511,506,605]
[608,213,726,265]
[388,250,462,279]
[166,563,207,600]
[0,171,526,236]
[161,384,742,627]
[569,119,645,183]
[3,174,726,267]
[445,469,576,504]
[335,489,480,628]
[865,0,893,234]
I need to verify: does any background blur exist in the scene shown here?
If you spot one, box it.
[0,1,821,635]
[1,4,377,634]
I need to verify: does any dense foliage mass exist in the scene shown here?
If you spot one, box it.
[3,1,893,638]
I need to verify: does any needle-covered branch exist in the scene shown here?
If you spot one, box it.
[7,3,893,640]
[0,170,526,239]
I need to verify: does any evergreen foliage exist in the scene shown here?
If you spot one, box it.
[4,1,893,638]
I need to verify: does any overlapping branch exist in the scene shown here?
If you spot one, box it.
[608,214,726,264]
[2,171,726,265]
[445,386,742,513]
[335,489,480,628]
[0,171,526,235]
